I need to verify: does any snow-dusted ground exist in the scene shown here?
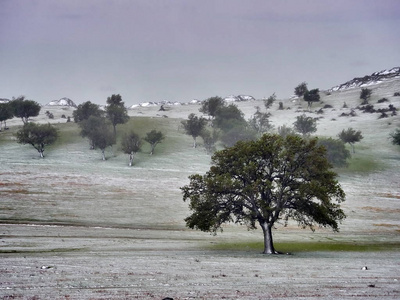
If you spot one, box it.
[1,78,399,299]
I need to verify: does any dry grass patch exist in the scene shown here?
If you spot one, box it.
[362,206,400,213]
[378,192,400,199]
[373,223,400,228]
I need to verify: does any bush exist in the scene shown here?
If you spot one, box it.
[390,129,400,146]
[45,111,54,119]
[359,104,375,113]
[377,98,389,103]
[394,92,400,97]
[293,114,317,136]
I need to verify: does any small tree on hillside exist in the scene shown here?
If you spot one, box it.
[80,116,115,159]
[360,88,372,105]
[0,102,13,131]
[264,93,276,109]
[213,104,246,131]
[16,122,58,158]
[199,96,225,119]
[293,114,317,136]
[248,108,273,136]
[182,134,346,254]
[106,94,129,136]
[121,131,142,166]
[304,89,320,109]
[10,96,41,124]
[338,127,363,153]
[294,82,308,98]
[200,128,219,155]
[181,113,207,148]
[389,129,400,146]
[144,130,165,155]
[73,101,104,123]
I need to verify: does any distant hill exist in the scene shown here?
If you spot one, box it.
[129,94,256,109]
[329,67,400,92]
[46,97,77,108]
[0,98,10,104]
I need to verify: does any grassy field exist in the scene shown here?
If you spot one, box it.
[1,79,400,299]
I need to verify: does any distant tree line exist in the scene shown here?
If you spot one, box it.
[4,84,398,164]
[0,96,41,131]
[0,96,60,158]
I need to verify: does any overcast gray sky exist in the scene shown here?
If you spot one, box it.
[1,0,399,106]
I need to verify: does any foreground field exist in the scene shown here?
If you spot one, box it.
[1,81,400,299]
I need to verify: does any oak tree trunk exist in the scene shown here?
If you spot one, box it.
[129,152,134,166]
[260,222,278,254]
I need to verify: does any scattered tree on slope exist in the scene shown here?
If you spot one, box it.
[0,102,13,131]
[16,122,58,158]
[213,104,256,147]
[9,97,41,124]
[80,116,115,160]
[181,113,207,148]
[293,114,317,136]
[121,131,142,166]
[106,94,129,137]
[338,128,363,154]
[389,129,400,146]
[294,82,308,98]
[360,88,372,105]
[73,101,104,123]
[199,96,225,119]
[304,89,320,109]
[144,130,164,155]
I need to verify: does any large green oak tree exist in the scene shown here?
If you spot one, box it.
[181,134,346,254]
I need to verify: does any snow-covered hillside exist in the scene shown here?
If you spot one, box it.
[0,98,10,104]
[329,67,400,92]
[46,97,77,107]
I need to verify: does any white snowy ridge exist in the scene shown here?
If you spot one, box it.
[129,95,255,109]
[329,67,400,92]
[46,97,77,107]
